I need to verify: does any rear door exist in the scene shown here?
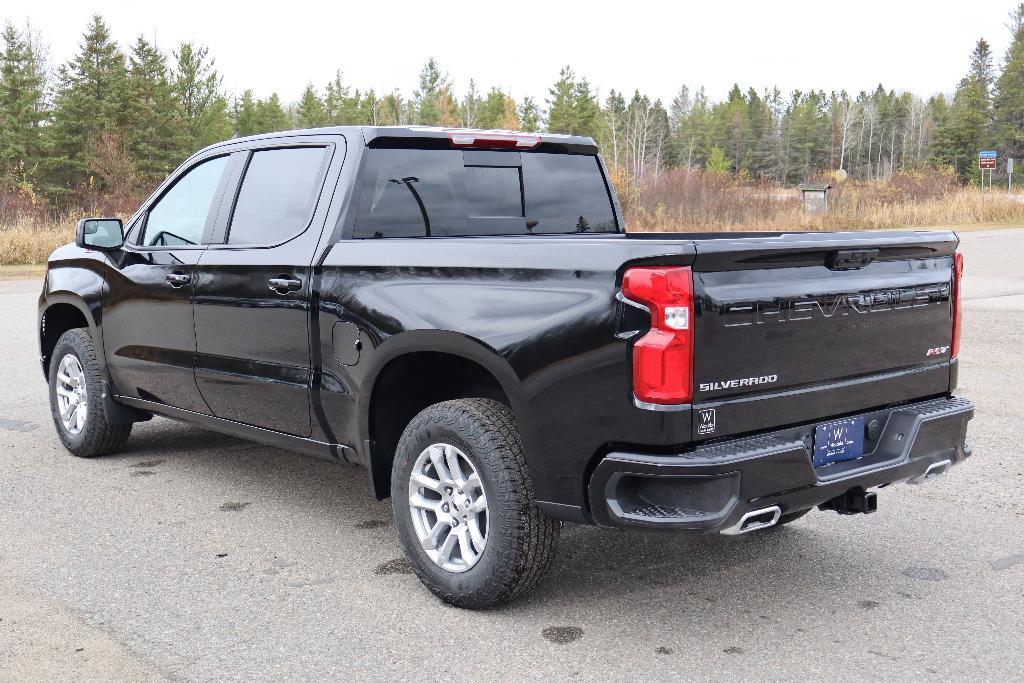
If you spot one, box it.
[192,140,337,436]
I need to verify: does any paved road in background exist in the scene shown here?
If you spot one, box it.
[2,229,1022,681]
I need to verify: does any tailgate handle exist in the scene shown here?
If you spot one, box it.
[827,249,879,270]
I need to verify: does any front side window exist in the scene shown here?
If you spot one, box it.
[227,147,326,245]
[142,155,229,247]
[352,149,616,238]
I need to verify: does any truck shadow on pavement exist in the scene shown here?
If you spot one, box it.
[109,419,943,619]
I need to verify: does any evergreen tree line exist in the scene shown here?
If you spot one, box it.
[3,9,1024,211]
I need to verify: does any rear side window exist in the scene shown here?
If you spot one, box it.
[227,147,326,245]
[353,149,616,238]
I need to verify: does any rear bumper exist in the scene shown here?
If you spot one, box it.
[588,396,974,532]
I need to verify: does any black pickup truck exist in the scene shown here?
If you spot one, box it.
[39,126,973,607]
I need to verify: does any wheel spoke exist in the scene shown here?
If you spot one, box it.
[409,493,440,512]
[61,401,77,422]
[428,446,452,484]
[444,445,465,485]
[422,518,450,551]
[456,527,478,566]
[469,494,487,514]
[467,516,486,553]
[436,528,458,563]
[464,472,481,491]
[411,472,443,493]
[56,372,72,386]
[56,386,75,399]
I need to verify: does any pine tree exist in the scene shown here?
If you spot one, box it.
[323,71,362,125]
[994,4,1024,164]
[712,84,751,172]
[233,89,259,136]
[746,88,776,177]
[546,66,578,134]
[0,22,46,186]
[125,36,181,186]
[478,87,507,129]
[172,42,231,152]
[254,93,290,133]
[546,66,598,138]
[932,39,996,179]
[296,83,327,128]
[40,14,129,200]
[414,58,450,125]
[677,87,713,168]
[518,97,541,132]
[928,94,956,169]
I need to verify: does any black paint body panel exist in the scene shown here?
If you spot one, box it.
[37,125,968,526]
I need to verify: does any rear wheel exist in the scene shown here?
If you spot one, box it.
[391,398,560,609]
[48,328,132,458]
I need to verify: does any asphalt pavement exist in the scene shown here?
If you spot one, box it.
[1,228,1022,681]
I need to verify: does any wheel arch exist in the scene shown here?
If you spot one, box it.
[359,331,530,500]
[39,295,101,381]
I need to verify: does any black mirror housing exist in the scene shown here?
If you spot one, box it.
[76,218,124,250]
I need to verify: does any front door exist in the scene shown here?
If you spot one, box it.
[192,144,333,436]
[103,154,233,413]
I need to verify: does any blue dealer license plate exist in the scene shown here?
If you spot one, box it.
[813,418,865,468]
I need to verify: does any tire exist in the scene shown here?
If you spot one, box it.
[391,398,560,609]
[773,508,811,528]
[48,328,132,458]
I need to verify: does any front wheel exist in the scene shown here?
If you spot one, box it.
[391,398,560,609]
[48,328,132,457]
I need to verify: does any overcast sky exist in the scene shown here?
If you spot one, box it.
[10,1,1020,106]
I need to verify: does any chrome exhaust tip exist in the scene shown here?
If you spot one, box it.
[720,505,782,535]
[908,459,952,485]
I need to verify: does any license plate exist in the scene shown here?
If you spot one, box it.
[813,417,865,468]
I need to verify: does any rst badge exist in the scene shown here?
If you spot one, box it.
[697,408,716,435]
[926,346,950,356]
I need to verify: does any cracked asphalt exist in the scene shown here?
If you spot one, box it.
[1,228,1022,681]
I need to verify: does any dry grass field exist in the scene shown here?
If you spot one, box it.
[2,170,1023,266]
[0,219,71,266]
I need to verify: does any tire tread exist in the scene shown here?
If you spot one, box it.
[49,328,132,458]
[392,398,560,608]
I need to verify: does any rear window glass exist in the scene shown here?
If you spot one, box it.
[227,147,326,245]
[352,149,616,238]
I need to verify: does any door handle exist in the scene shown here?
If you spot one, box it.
[166,272,191,287]
[268,276,302,294]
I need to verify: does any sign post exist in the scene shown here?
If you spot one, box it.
[980,150,997,190]
[1009,157,1014,193]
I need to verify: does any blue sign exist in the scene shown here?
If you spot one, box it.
[980,150,998,159]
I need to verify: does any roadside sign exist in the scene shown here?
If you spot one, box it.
[979,151,997,189]
[1008,158,1014,174]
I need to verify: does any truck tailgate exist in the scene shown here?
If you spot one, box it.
[690,231,958,432]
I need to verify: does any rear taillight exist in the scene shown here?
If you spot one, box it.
[951,252,964,359]
[447,131,541,150]
[622,266,694,405]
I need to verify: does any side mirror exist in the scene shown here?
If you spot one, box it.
[76,217,124,250]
